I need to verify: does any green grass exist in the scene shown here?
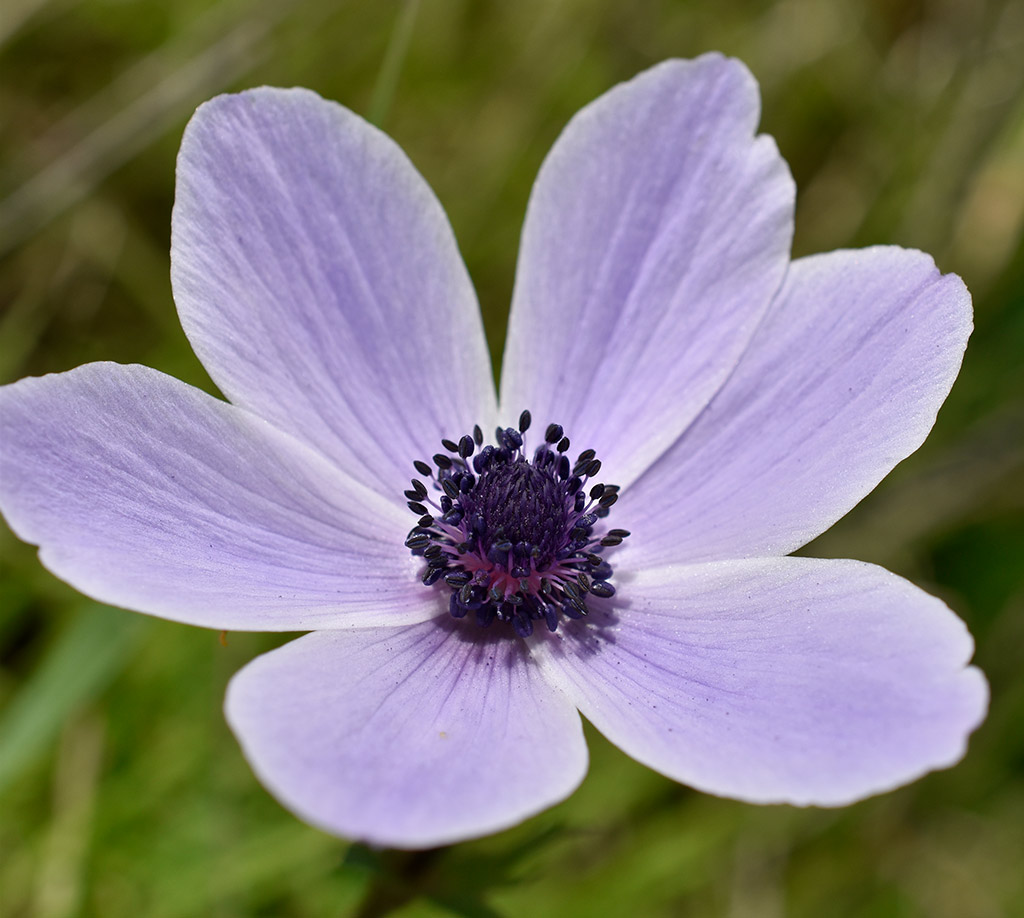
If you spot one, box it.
[2,0,1023,915]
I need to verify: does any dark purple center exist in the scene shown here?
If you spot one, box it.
[403,411,629,637]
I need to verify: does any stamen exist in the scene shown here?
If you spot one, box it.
[403,414,629,636]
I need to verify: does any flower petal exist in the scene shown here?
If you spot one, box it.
[0,363,430,631]
[536,558,987,806]
[500,53,794,487]
[619,247,972,565]
[172,88,496,498]
[225,619,587,848]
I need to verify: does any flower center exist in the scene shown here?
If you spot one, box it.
[404,411,629,637]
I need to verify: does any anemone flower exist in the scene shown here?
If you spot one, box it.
[0,53,987,849]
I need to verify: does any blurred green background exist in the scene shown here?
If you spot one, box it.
[1,0,1023,915]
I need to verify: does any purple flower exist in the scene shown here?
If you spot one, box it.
[0,54,987,849]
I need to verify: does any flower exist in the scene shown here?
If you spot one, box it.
[0,53,987,850]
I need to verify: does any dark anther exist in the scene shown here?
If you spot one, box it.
[473,424,484,445]
[545,423,563,443]
[433,453,453,470]
[589,581,615,598]
[407,500,427,515]
[519,410,532,433]
[441,478,460,500]
[543,606,559,632]
[512,610,533,638]
[441,507,464,525]
[503,427,523,449]
[441,438,459,453]
[591,560,613,580]
[556,436,570,453]
[458,435,475,458]
[413,460,432,476]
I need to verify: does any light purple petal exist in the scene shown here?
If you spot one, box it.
[537,558,987,806]
[618,247,972,566]
[500,53,794,487]
[172,87,497,499]
[0,363,431,631]
[225,619,587,849]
